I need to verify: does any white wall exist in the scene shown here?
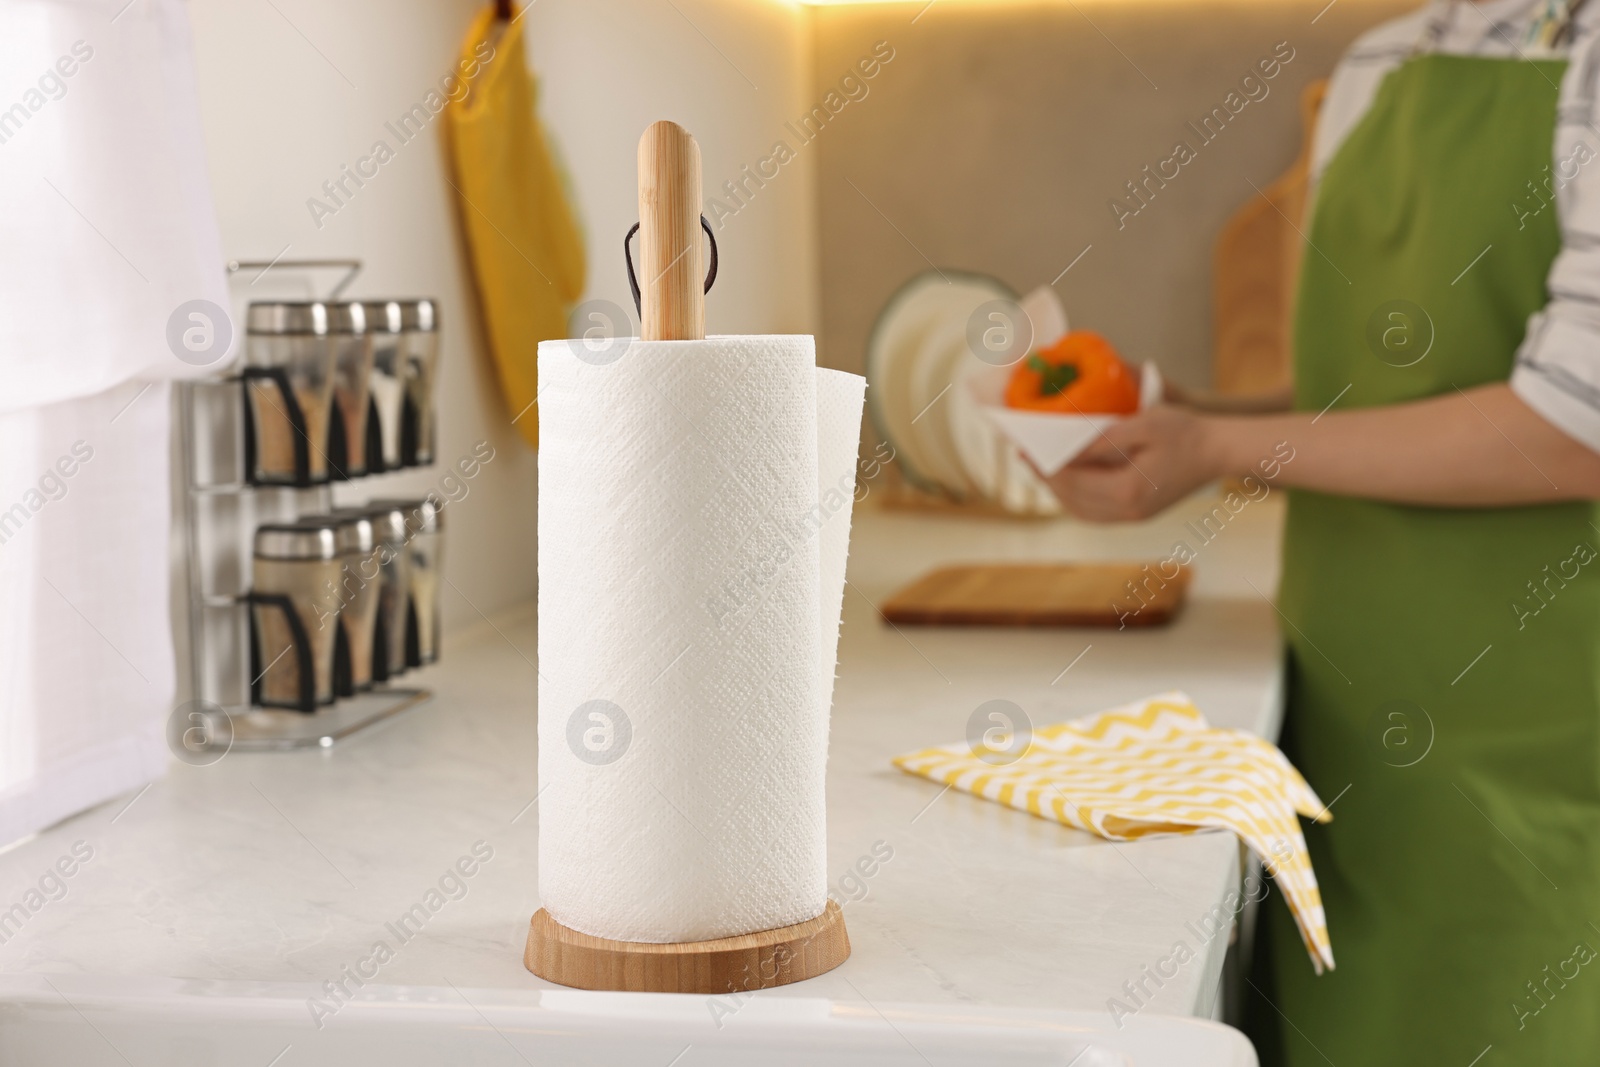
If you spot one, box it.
[810,0,1416,387]
[522,0,818,339]
[187,0,535,636]
[184,0,819,641]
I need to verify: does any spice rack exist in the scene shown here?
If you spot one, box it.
[179,259,432,753]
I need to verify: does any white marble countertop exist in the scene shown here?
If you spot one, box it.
[0,489,1284,1024]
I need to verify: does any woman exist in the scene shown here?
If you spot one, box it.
[1041,1,1600,1062]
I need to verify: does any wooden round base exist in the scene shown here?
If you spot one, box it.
[524,900,849,994]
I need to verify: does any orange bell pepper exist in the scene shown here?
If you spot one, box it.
[1003,330,1140,414]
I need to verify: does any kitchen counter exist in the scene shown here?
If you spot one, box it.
[0,488,1285,1026]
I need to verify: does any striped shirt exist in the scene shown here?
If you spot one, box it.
[1314,0,1600,451]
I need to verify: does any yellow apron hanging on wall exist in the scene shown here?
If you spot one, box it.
[443,6,586,449]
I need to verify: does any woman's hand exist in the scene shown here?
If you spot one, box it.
[1036,405,1226,522]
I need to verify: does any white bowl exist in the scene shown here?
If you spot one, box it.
[972,360,1163,477]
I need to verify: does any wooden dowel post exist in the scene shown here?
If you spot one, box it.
[637,121,704,341]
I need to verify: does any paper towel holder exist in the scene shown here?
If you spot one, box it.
[523,119,851,993]
[524,900,848,994]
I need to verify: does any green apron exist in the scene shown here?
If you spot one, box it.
[1248,54,1600,1065]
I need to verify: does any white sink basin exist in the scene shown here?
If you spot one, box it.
[0,975,1254,1066]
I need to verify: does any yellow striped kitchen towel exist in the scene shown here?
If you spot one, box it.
[892,690,1335,973]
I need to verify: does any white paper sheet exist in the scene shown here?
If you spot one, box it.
[536,336,865,943]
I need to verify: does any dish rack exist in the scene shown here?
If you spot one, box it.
[178,259,430,752]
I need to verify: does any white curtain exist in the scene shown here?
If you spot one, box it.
[0,383,178,844]
[0,0,229,409]
[0,0,228,844]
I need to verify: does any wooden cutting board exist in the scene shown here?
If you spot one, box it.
[1212,79,1326,398]
[880,562,1191,628]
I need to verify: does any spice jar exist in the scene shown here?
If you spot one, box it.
[327,302,373,479]
[374,498,444,666]
[398,299,439,467]
[362,300,404,474]
[407,498,443,664]
[366,502,412,682]
[251,521,342,709]
[325,511,382,693]
[244,303,338,486]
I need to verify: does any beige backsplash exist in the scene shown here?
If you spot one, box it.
[810,0,1418,389]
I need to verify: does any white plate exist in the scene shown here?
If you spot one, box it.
[947,355,1060,514]
[973,360,1163,477]
[907,313,982,496]
[865,271,1012,491]
[945,285,1070,514]
[1018,285,1069,351]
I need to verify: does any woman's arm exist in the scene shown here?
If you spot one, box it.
[1162,381,1295,414]
[1041,383,1600,522]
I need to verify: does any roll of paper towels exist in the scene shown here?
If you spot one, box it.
[537,335,866,943]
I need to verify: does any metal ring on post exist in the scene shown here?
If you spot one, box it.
[623,216,718,319]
